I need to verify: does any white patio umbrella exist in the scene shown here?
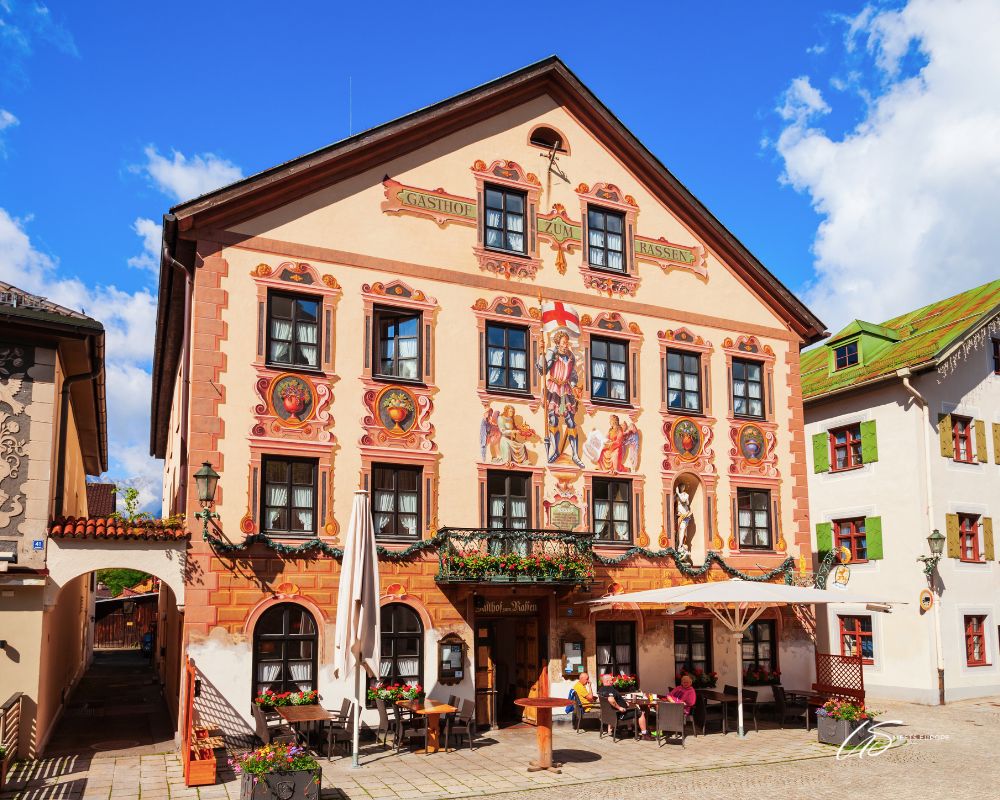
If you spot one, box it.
[333,490,381,767]
[588,579,900,737]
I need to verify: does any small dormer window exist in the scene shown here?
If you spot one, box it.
[834,341,859,370]
[528,125,567,153]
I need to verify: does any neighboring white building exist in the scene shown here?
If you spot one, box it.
[803,279,1000,704]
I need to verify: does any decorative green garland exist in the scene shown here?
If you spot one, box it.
[203,527,815,585]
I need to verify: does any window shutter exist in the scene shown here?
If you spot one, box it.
[938,414,954,458]
[816,522,833,558]
[946,513,961,558]
[860,420,879,463]
[865,516,883,560]
[975,419,988,462]
[812,433,830,473]
[993,423,1000,465]
[984,517,995,562]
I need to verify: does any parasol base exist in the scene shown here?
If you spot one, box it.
[528,760,563,773]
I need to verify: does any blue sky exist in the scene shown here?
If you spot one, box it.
[3,0,998,507]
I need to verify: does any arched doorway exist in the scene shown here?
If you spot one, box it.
[251,603,319,699]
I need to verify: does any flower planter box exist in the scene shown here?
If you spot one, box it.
[817,715,869,746]
[240,768,321,800]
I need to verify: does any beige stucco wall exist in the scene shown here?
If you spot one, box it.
[0,584,44,757]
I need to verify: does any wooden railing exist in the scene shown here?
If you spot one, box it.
[1,692,23,760]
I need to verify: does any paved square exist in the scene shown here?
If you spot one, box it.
[3,698,998,800]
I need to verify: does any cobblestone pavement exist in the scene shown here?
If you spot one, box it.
[3,698,998,799]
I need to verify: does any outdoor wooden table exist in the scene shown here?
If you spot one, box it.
[514,697,570,774]
[275,705,341,751]
[785,688,823,702]
[396,699,457,754]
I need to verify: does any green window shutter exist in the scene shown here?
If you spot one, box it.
[860,420,879,464]
[865,516,883,560]
[975,419,988,462]
[946,514,961,558]
[816,522,833,558]
[812,432,830,473]
[984,517,994,562]
[938,414,954,458]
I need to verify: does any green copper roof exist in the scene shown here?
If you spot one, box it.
[802,279,1000,400]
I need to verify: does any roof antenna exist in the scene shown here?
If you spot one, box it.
[349,76,353,136]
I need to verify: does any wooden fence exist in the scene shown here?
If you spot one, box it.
[1,692,23,760]
[94,595,157,649]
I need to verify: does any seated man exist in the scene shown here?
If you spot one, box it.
[598,673,650,740]
[666,673,697,716]
[572,672,598,710]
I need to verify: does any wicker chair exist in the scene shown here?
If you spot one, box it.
[692,694,726,735]
[573,694,601,733]
[599,695,637,742]
[445,700,478,751]
[252,704,296,745]
[374,698,394,747]
[773,686,810,730]
[654,701,687,747]
[393,703,427,753]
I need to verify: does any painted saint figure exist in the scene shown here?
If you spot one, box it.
[537,330,584,467]
[675,481,694,554]
[596,414,626,473]
[496,405,530,465]
[480,407,500,462]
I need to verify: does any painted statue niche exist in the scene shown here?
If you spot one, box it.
[584,414,640,474]
[537,301,586,468]
[672,474,706,564]
[480,404,539,466]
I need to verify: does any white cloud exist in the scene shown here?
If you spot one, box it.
[775,0,1000,329]
[138,145,243,203]
[0,208,164,513]
[127,217,160,273]
[0,109,17,130]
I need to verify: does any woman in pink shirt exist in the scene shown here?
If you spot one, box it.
[667,674,697,715]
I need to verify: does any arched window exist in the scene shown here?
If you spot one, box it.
[252,603,318,698]
[379,603,423,687]
[528,125,568,153]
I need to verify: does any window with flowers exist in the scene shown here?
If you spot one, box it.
[597,621,636,680]
[252,603,318,699]
[742,620,778,684]
[374,603,423,697]
[674,621,714,686]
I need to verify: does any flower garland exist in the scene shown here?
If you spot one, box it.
[203,529,813,585]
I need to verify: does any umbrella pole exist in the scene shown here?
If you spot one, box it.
[735,630,746,738]
[352,665,361,768]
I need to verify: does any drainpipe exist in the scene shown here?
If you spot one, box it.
[54,343,103,517]
[897,367,945,705]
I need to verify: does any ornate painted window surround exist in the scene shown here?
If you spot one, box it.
[476,466,546,529]
[582,472,648,549]
[728,478,786,555]
[579,312,643,417]
[360,452,441,544]
[250,261,342,375]
[244,261,342,540]
[472,159,543,280]
[576,183,640,297]
[472,296,542,410]
[361,279,439,386]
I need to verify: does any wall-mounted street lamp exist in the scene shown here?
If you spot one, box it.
[193,461,221,539]
[917,528,946,580]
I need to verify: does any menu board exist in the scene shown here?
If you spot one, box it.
[563,641,584,675]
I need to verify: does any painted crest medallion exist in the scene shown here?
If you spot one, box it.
[268,374,316,426]
[738,423,766,463]
[375,386,418,436]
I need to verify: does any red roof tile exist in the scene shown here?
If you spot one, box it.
[48,517,191,541]
[85,483,117,517]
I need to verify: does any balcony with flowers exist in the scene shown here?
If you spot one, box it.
[436,528,595,586]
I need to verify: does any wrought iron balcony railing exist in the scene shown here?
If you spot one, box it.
[435,527,595,585]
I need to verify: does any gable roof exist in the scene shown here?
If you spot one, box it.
[86,482,117,517]
[151,56,826,457]
[801,279,1000,401]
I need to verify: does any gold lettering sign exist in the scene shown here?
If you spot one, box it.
[634,235,708,279]
[382,178,477,227]
[477,599,539,616]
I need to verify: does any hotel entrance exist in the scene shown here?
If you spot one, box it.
[473,596,547,728]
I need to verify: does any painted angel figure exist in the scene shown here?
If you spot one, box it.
[480,407,500,462]
[621,419,640,472]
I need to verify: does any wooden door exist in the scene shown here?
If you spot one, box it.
[475,623,496,727]
[514,619,539,725]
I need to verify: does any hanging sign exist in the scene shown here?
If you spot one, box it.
[476,598,538,616]
[918,589,934,612]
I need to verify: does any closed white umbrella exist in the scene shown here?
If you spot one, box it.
[333,490,381,767]
[589,579,901,737]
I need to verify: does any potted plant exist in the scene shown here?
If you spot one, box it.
[279,381,310,423]
[611,673,638,691]
[676,668,718,689]
[743,666,781,686]
[231,743,321,800]
[816,699,878,746]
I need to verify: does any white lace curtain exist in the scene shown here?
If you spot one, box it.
[488,346,505,385]
[258,663,281,683]
[268,485,288,507]
[289,662,312,690]
[269,319,293,361]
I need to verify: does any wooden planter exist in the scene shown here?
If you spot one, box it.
[817,715,870,746]
[240,768,322,800]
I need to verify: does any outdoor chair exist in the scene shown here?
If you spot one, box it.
[693,694,726,735]
[654,701,687,747]
[325,704,355,761]
[599,695,637,742]
[573,693,600,733]
[374,698,394,747]
[324,697,352,729]
[445,700,478,751]
[392,703,427,753]
[740,688,760,733]
[251,703,296,745]
[772,686,810,730]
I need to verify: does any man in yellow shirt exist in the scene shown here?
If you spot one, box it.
[572,672,598,710]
